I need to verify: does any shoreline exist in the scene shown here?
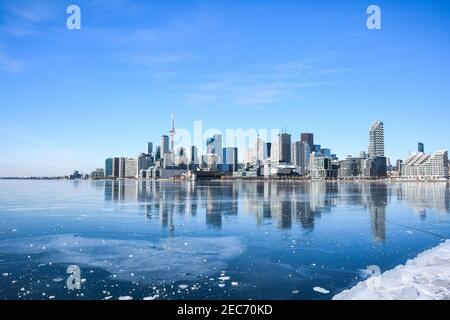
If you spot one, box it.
[1,177,449,183]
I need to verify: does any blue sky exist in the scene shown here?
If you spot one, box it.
[1,0,450,176]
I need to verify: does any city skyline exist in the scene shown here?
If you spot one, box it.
[1,0,450,176]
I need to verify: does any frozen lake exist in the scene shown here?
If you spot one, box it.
[0,180,449,300]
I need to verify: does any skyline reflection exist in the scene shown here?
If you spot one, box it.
[103,181,450,243]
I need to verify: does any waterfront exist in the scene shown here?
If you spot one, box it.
[0,180,449,300]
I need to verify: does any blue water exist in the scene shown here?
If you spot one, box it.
[0,180,449,300]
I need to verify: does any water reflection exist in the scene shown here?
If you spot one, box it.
[103,181,450,243]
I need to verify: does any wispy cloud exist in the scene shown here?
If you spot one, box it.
[0,47,26,74]
[119,52,191,66]
[8,0,56,23]
[180,58,332,108]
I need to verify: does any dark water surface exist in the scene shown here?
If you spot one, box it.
[0,180,449,300]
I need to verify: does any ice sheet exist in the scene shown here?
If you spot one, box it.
[333,240,450,300]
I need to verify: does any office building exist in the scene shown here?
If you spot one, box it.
[118,157,127,178]
[187,146,199,165]
[105,158,113,177]
[206,134,222,163]
[271,133,291,164]
[291,141,309,175]
[155,146,161,161]
[90,168,104,179]
[313,145,321,153]
[125,158,138,178]
[161,135,170,155]
[256,137,270,163]
[223,147,238,172]
[310,153,338,180]
[147,142,153,155]
[112,157,121,178]
[418,142,424,153]
[338,155,386,179]
[301,133,314,153]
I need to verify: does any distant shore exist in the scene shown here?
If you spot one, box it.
[1,177,449,183]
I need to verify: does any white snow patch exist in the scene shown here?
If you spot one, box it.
[118,296,133,300]
[333,240,450,300]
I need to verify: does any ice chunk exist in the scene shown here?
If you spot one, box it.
[313,287,330,294]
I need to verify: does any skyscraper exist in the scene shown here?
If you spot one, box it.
[272,133,291,164]
[187,146,198,165]
[105,158,113,177]
[112,157,121,178]
[369,121,385,158]
[223,147,238,171]
[291,141,310,175]
[147,142,153,155]
[161,135,169,155]
[301,133,314,154]
[155,146,161,161]
[206,134,222,163]
[256,136,269,163]
[418,142,424,153]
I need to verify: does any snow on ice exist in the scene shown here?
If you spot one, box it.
[334,240,450,300]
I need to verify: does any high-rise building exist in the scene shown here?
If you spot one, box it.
[105,158,113,177]
[147,142,153,155]
[313,145,321,153]
[301,133,314,154]
[320,148,331,157]
[137,153,149,174]
[291,141,310,175]
[396,159,403,175]
[206,134,222,163]
[112,157,121,178]
[369,121,385,158]
[272,133,291,164]
[223,147,238,171]
[155,146,161,161]
[256,137,270,163]
[187,146,198,165]
[418,142,424,153]
[161,135,169,155]
[118,157,126,178]
[125,158,138,178]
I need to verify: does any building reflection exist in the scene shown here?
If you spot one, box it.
[102,180,450,243]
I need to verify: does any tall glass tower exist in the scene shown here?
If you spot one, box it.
[369,121,385,158]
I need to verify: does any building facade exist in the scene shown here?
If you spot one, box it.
[401,150,449,180]
[369,121,385,157]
